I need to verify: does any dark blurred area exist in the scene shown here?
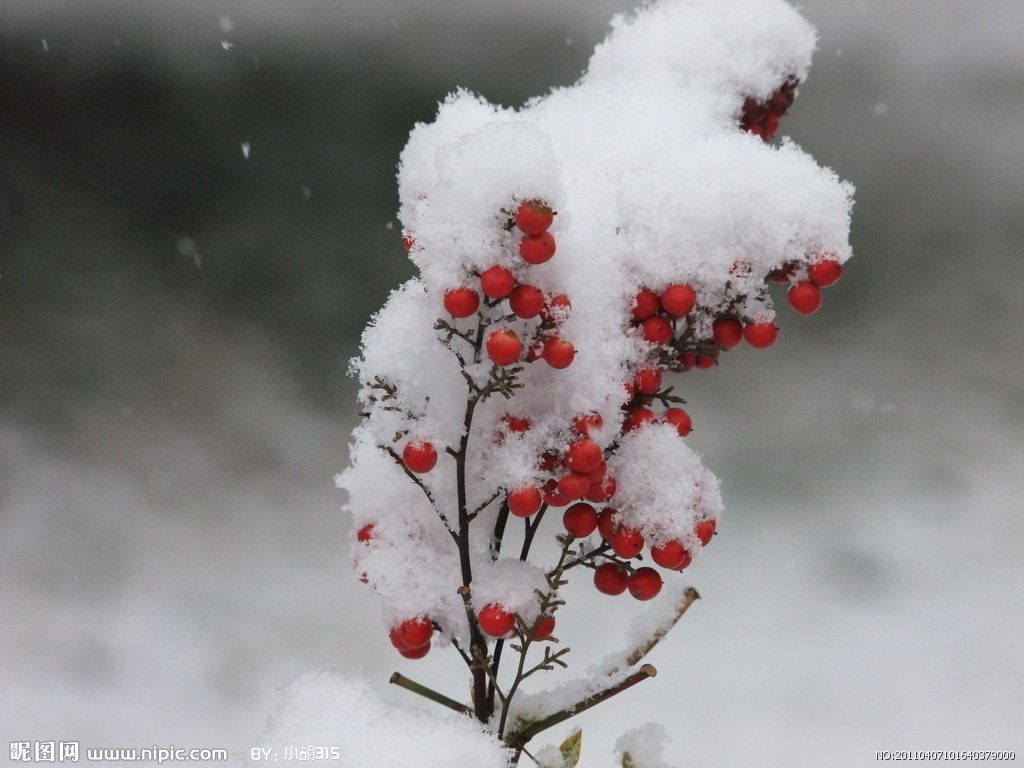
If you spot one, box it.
[1,1,1022,764]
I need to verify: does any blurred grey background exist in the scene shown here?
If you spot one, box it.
[1,1,1022,765]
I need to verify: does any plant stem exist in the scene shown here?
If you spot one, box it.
[389,672,472,717]
[620,587,700,670]
[506,664,658,754]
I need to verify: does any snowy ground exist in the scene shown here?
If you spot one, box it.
[2,1,1023,766]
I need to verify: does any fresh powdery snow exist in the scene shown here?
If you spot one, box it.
[327,0,853,764]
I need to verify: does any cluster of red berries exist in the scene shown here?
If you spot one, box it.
[388,616,435,659]
[504,422,618,516]
[774,255,844,316]
[441,201,576,371]
[588,506,716,601]
[475,603,556,640]
[740,79,797,139]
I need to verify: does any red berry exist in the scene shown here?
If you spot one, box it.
[443,287,480,318]
[743,322,778,348]
[531,616,556,640]
[515,200,554,235]
[509,284,545,319]
[403,440,437,473]
[642,316,673,345]
[543,479,571,507]
[695,518,717,546]
[769,264,795,284]
[663,407,692,437]
[563,502,599,538]
[808,258,843,287]
[661,284,697,317]
[695,353,717,369]
[611,526,645,559]
[541,294,572,322]
[388,627,407,650]
[402,234,415,252]
[787,281,822,315]
[597,507,618,540]
[558,472,590,500]
[396,617,433,649]
[713,317,743,349]
[398,644,430,659]
[508,487,543,518]
[627,567,663,600]
[587,462,607,483]
[356,523,375,543]
[631,289,661,320]
[586,476,617,503]
[519,233,556,265]
[502,415,531,433]
[573,412,603,437]
[486,328,523,366]
[478,603,517,637]
[624,406,655,432]
[542,337,575,369]
[593,563,629,595]
[480,265,516,299]
[650,540,692,571]
[635,367,662,395]
[566,439,603,474]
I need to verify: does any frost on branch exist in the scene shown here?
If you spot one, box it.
[336,0,852,759]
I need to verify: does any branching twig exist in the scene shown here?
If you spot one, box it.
[381,445,458,540]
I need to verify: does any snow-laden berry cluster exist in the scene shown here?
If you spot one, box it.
[337,0,852,757]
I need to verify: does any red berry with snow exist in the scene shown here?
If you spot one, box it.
[502,415,531,433]
[743,321,778,348]
[509,284,546,318]
[660,283,697,317]
[486,328,523,366]
[480,265,516,299]
[787,281,822,315]
[635,368,662,395]
[593,563,629,596]
[519,232,557,265]
[809,258,843,287]
[586,475,617,503]
[695,518,717,546]
[663,407,692,437]
[624,406,655,432]
[650,540,692,571]
[356,523,375,543]
[627,567,663,600]
[508,487,543,518]
[563,502,599,538]
[642,316,673,345]
[713,317,743,349]
[515,200,554,235]
[402,440,437,474]
[477,603,517,637]
[531,616,556,640]
[541,294,571,322]
[631,289,661,320]
[611,525,645,559]
[542,337,575,369]
[443,287,480,318]
[566,439,603,474]
[573,412,603,437]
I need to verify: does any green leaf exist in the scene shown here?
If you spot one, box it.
[622,752,636,768]
[559,729,582,768]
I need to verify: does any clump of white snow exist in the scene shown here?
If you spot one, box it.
[258,669,512,767]
[615,724,677,768]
